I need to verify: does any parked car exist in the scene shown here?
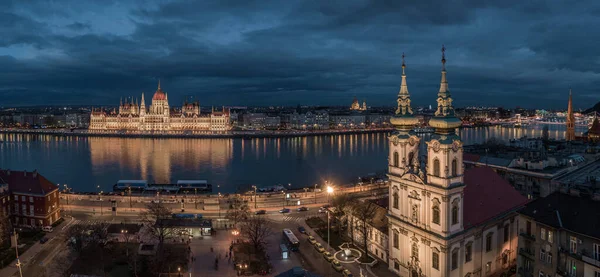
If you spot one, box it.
[331,260,344,272]
[307,236,317,245]
[298,226,306,234]
[297,207,309,212]
[342,269,353,277]
[318,205,330,213]
[255,210,267,215]
[279,208,290,213]
[42,226,53,232]
[322,251,334,262]
[39,237,49,244]
[314,242,325,253]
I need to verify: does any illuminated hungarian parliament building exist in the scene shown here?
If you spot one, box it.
[89,81,231,132]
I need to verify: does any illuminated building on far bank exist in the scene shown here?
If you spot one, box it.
[89,81,231,132]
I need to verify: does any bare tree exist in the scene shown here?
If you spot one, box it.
[240,215,273,252]
[226,195,250,228]
[0,211,12,248]
[352,201,379,260]
[331,194,353,233]
[140,202,177,253]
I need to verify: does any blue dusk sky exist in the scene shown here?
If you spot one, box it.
[0,0,598,109]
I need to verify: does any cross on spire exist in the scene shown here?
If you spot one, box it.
[158,79,161,90]
[402,52,406,75]
[441,44,446,70]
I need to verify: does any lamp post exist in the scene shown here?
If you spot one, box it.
[314,184,317,204]
[218,192,222,218]
[14,229,23,277]
[100,191,104,216]
[281,191,285,209]
[326,186,334,249]
[194,188,198,209]
[326,185,334,205]
[327,210,331,250]
[252,185,257,209]
[128,186,132,211]
[178,266,181,277]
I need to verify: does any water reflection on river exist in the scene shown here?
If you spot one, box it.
[0,124,587,193]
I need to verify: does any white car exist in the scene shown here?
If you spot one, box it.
[42,226,53,232]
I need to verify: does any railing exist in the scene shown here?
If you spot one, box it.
[582,253,600,267]
[518,247,535,259]
[519,232,536,240]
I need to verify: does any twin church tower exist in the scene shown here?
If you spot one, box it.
[386,47,526,277]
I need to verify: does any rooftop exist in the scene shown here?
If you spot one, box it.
[0,169,58,195]
[517,191,600,239]
[463,167,528,228]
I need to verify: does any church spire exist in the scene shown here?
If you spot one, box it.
[429,45,461,133]
[158,79,161,90]
[390,52,418,131]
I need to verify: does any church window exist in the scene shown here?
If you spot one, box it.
[432,206,440,225]
[486,233,493,252]
[452,248,459,270]
[408,152,414,166]
[504,224,510,243]
[393,192,399,209]
[411,205,419,223]
[433,158,440,177]
[393,231,399,249]
[451,159,457,176]
[432,252,439,270]
[393,152,399,167]
[452,205,459,225]
[465,242,472,262]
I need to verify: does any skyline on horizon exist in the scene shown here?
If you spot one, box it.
[1,1,599,109]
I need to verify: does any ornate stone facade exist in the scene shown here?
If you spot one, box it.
[89,81,231,132]
[387,48,524,277]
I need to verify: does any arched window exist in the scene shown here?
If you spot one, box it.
[432,206,440,225]
[393,152,399,167]
[451,248,459,270]
[451,159,457,176]
[408,152,414,166]
[452,205,459,225]
[393,192,399,209]
[433,158,440,177]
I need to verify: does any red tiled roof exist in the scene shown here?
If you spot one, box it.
[0,170,58,195]
[463,167,528,228]
[463,153,480,163]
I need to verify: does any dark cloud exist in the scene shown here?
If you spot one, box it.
[0,0,598,109]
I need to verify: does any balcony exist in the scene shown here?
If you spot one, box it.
[518,247,535,259]
[519,232,536,241]
[517,267,533,277]
[582,253,600,268]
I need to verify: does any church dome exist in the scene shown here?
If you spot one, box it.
[428,116,462,130]
[390,114,419,129]
[152,80,166,100]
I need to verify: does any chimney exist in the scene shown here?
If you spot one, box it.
[33,170,37,178]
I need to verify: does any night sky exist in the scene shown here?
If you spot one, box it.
[1,0,598,109]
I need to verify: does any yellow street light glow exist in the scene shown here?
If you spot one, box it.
[327,186,334,194]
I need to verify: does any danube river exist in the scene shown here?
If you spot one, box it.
[0,124,587,193]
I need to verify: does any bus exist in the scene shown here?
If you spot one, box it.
[282,229,300,251]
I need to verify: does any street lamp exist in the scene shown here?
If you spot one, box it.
[128,186,132,211]
[327,210,331,250]
[326,185,334,204]
[281,191,285,209]
[194,188,198,209]
[100,191,104,216]
[314,184,318,204]
[326,186,334,250]
[218,192,222,218]
[178,266,181,277]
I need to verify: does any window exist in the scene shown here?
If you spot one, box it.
[504,224,510,243]
[594,272,600,277]
[393,152,399,167]
[452,205,459,225]
[433,159,440,176]
[547,253,552,264]
[29,205,34,216]
[432,252,439,270]
[29,197,33,203]
[451,159,457,176]
[21,196,25,201]
[570,236,577,254]
[432,206,440,225]
[486,233,493,252]
[541,228,546,241]
[393,232,399,249]
[408,152,414,166]
[548,230,553,244]
[452,249,458,270]
[569,259,576,277]
[486,262,491,273]
[526,221,532,235]
[394,261,400,271]
[594,244,600,261]
[465,243,472,262]
[540,249,546,262]
[393,192,399,209]
[13,195,17,201]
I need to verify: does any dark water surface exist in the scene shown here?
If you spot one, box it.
[0,124,585,193]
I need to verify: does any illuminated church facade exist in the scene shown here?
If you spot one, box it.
[89,81,231,132]
[387,50,527,277]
